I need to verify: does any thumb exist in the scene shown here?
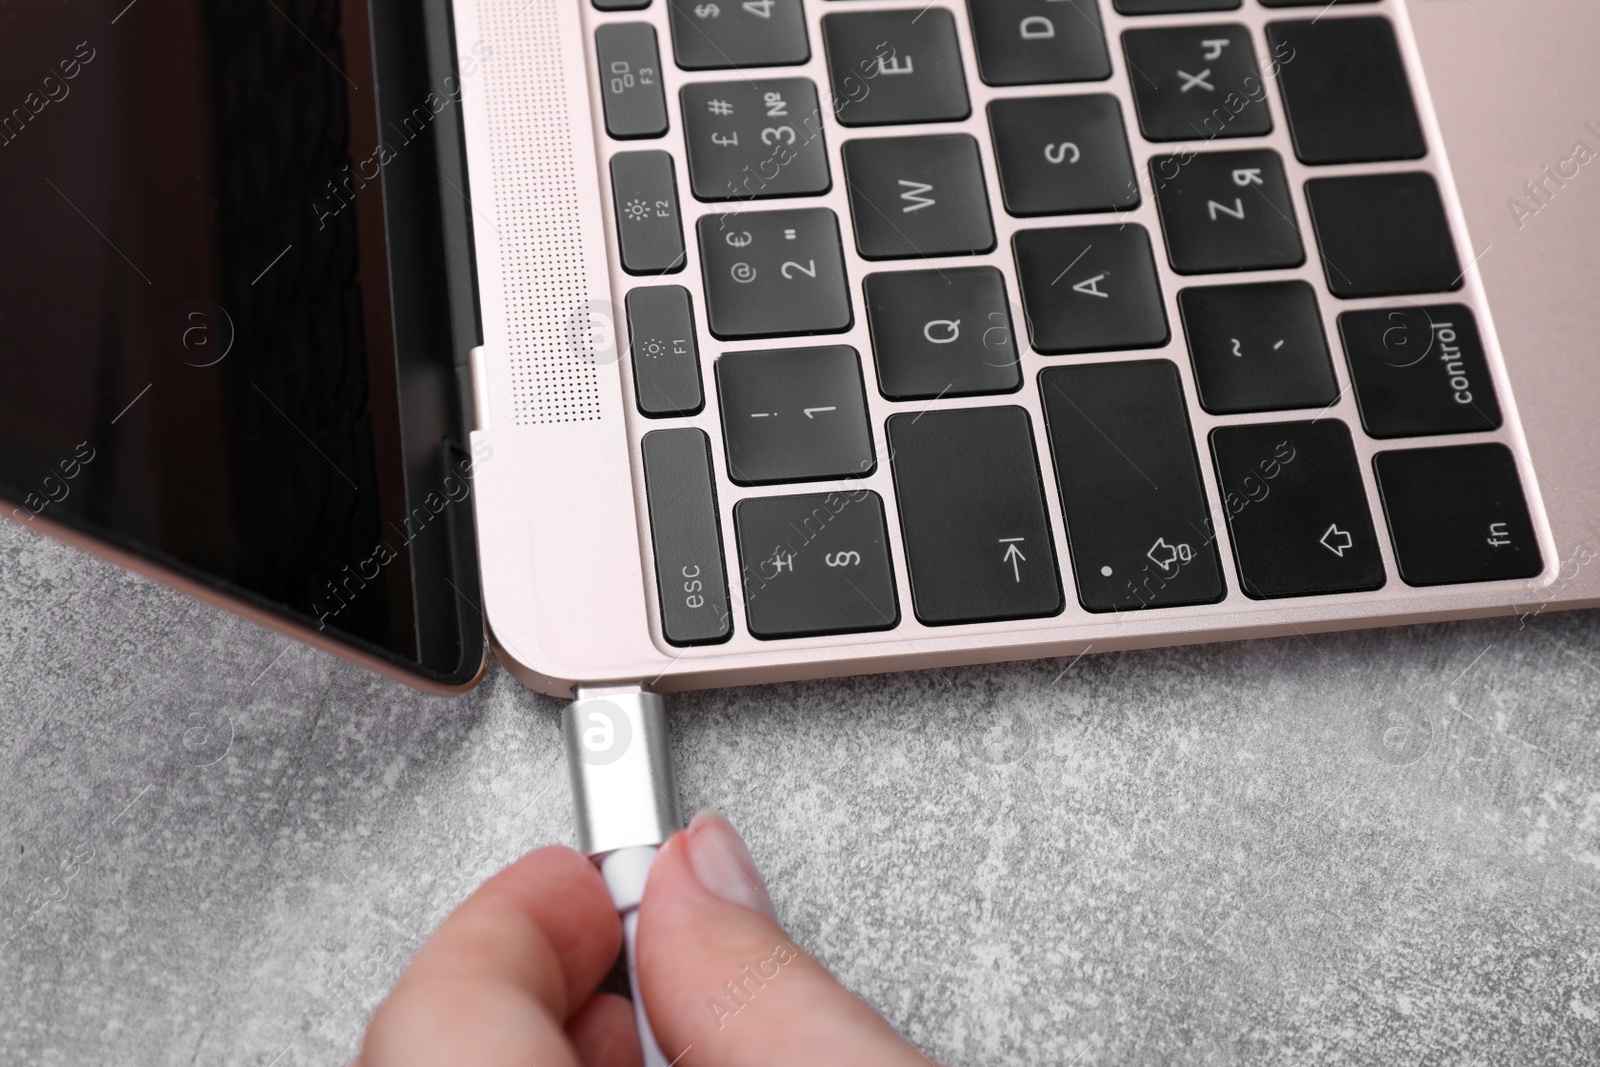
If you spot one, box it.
[636,812,935,1067]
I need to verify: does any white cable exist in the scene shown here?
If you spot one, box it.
[602,846,668,1067]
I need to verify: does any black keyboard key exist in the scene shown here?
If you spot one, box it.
[697,208,852,338]
[627,286,703,416]
[842,135,995,259]
[641,428,732,645]
[1013,224,1169,354]
[988,95,1139,217]
[1151,149,1302,274]
[863,267,1020,399]
[1122,25,1271,142]
[734,491,899,637]
[1374,444,1542,586]
[667,0,808,70]
[1305,173,1462,298]
[1260,0,1377,8]
[611,151,686,274]
[966,0,1111,87]
[1340,304,1501,438]
[1210,420,1385,598]
[595,0,650,9]
[1039,361,1225,612]
[887,407,1063,624]
[681,78,830,201]
[716,345,874,485]
[596,23,669,139]
[1115,0,1239,12]
[822,10,970,127]
[1267,19,1424,165]
[1179,281,1337,414]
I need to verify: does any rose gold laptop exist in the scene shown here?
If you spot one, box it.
[3,0,1596,698]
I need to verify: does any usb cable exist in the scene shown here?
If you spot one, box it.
[562,686,680,1067]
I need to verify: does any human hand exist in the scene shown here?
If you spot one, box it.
[356,812,934,1066]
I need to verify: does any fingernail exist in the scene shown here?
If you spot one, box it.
[685,811,777,920]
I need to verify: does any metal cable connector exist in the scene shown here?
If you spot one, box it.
[562,684,680,1067]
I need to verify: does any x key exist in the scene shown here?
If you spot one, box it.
[1123,25,1271,142]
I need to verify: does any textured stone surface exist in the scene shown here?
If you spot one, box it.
[2,527,1598,1065]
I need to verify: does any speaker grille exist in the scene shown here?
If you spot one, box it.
[482,0,601,425]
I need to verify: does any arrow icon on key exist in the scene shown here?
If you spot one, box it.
[999,538,1026,582]
[1320,523,1353,557]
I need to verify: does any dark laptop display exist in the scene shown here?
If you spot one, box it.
[0,0,482,683]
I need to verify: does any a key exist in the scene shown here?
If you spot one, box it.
[1178,281,1338,414]
[1122,25,1271,142]
[1013,223,1169,354]
[1151,149,1302,274]
[734,491,899,637]
[988,95,1139,217]
[680,78,830,201]
[641,428,733,645]
[1039,360,1226,612]
[627,285,703,416]
[1115,0,1240,12]
[863,267,1020,399]
[715,345,875,485]
[594,0,650,9]
[966,0,1111,87]
[1267,18,1424,165]
[1305,173,1462,298]
[887,406,1063,624]
[667,0,808,71]
[822,10,970,127]
[1210,420,1386,598]
[1339,304,1502,438]
[596,23,669,139]
[611,151,686,274]
[697,208,852,338]
[1373,444,1543,587]
[841,135,995,259]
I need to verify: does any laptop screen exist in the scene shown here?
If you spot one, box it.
[0,0,483,684]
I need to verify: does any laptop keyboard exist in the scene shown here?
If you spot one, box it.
[588,0,1547,646]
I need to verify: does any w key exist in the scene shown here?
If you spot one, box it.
[1041,361,1225,612]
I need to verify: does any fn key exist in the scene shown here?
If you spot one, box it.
[887,407,1062,625]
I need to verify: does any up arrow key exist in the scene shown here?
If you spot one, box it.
[1319,523,1354,557]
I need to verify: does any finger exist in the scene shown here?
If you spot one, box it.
[637,813,935,1067]
[360,846,622,1067]
[567,992,643,1067]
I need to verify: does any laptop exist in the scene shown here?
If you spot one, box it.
[2,0,1596,698]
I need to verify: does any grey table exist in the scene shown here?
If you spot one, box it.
[2,528,1598,1066]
